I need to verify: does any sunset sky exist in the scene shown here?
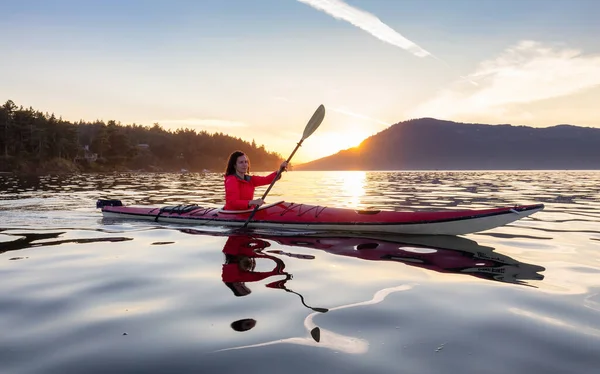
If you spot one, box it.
[2,0,599,163]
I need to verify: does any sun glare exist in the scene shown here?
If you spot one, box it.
[340,171,366,207]
[338,131,368,149]
[301,130,369,162]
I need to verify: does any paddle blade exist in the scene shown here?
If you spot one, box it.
[310,327,321,342]
[301,104,325,140]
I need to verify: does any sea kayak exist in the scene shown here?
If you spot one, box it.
[97,199,544,236]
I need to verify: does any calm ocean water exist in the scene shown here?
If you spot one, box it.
[1,170,599,374]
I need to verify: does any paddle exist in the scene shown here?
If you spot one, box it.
[266,278,329,313]
[283,287,329,313]
[310,327,321,342]
[267,249,316,260]
[241,104,326,229]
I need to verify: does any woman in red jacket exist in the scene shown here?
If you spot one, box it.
[223,150,288,211]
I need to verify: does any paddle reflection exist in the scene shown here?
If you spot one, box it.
[214,285,415,355]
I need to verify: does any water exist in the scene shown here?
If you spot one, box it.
[1,171,599,374]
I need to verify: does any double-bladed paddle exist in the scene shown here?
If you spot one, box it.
[241,104,325,229]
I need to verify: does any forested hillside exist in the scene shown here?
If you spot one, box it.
[0,100,283,174]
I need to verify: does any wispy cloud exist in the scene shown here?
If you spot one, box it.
[270,96,391,127]
[409,41,600,122]
[330,107,391,127]
[270,96,296,104]
[296,0,431,58]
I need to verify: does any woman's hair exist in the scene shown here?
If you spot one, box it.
[224,254,256,272]
[225,150,249,176]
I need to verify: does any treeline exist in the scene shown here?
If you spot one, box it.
[0,99,284,174]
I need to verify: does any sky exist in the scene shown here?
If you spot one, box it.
[1,0,599,163]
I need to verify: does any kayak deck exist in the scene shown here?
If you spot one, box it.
[98,199,544,236]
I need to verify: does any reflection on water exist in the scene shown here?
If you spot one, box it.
[179,228,546,290]
[215,285,415,355]
[0,232,133,254]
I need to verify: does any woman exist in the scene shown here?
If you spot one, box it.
[223,150,288,211]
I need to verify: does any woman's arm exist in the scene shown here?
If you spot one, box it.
[250,161,288,187]
[250,171,280,187]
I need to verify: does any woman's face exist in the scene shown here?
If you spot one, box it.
[235,154,249,174]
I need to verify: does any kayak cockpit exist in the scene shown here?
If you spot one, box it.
[217,200,285,214]
[356,209,381,215]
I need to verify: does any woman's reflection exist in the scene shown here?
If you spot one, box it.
[221,235,290,297]
[220,234,326,333]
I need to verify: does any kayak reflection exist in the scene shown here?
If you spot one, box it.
[181,229,546,288]
[261,233,546,286]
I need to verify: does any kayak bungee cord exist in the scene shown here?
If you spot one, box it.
[279,203,328,218]
[148,205,223,225]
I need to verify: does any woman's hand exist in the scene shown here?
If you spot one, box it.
[249,198,264,208]
[280,161,288,171]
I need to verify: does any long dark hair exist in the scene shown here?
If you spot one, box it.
[225,151,249,176]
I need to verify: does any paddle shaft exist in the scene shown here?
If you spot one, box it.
[261,139,303,200]
[241,139,304,228]
[285,287,328,313]
[240,104,325,229]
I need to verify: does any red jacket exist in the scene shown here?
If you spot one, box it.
[223,171,280,210]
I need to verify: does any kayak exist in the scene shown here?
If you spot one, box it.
[97,199,544,236]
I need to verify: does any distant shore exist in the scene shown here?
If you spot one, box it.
[3,165,600,176]
[0,158,209,176]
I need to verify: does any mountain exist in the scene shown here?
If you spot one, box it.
[294,118,600,170]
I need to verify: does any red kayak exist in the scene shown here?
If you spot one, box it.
[97,199,543,236]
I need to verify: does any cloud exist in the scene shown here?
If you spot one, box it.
[297,0,431,58]
[270,96,296,104]
[270,96,391,126]
[409,41,600,121]
[330,107,391,127]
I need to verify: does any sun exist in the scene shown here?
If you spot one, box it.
[300,130,370,162]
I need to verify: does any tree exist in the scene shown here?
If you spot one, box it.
[91,123,109,158]
[1,100,17,157]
